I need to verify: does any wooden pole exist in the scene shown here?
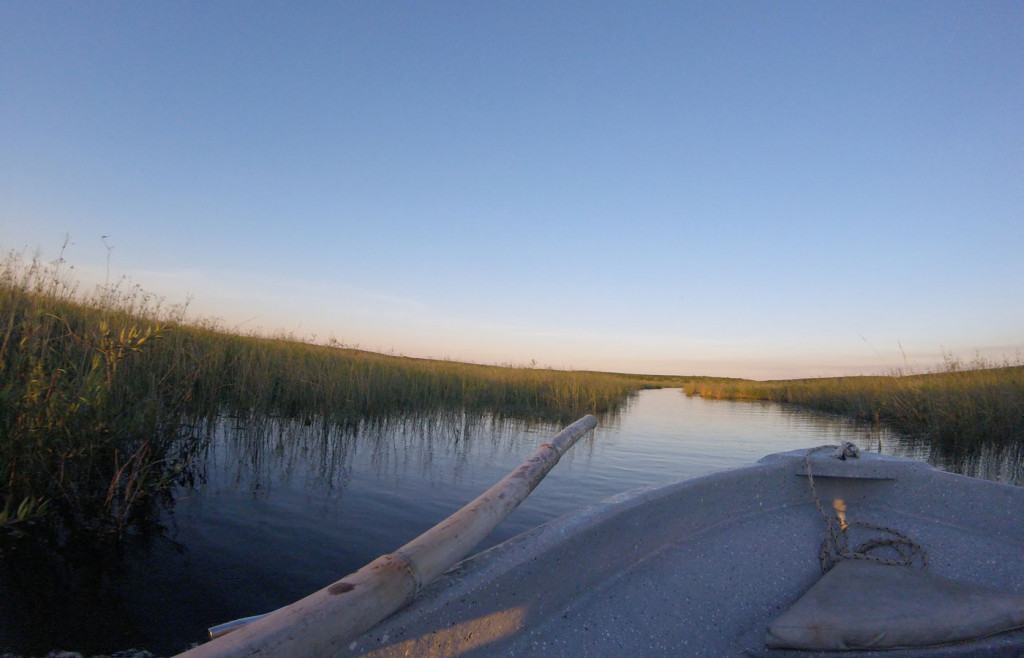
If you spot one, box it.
[178,414,598,657]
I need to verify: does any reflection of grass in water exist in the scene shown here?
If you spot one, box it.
[0,249,650,536]
[683,357,1024,461]
[897,435,1024,486]
[194,409,571,500]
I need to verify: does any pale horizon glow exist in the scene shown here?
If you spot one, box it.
[2,3,1022,379]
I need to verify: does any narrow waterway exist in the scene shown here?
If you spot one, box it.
[0,388,1018,655]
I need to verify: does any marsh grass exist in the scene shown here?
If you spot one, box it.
[0,250,650,536]
[0,252,200,536]
[684,357,1024,452]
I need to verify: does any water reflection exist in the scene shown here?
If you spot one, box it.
[886,434,1024,486]
[190,411,567,498]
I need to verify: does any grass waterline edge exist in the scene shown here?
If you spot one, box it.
[0,250,662,537]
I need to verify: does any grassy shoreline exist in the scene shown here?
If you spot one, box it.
[0,252,657,534]
[683,360,1024,451]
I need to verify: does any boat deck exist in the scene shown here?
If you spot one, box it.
[343,451,1024,657]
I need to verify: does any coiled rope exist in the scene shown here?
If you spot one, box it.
[805,443,927,573]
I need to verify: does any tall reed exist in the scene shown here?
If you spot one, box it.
[0,250,653,536]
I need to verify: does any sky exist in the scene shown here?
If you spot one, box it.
[2,2,1022,379]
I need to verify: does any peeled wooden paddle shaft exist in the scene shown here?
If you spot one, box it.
[179,414,599,657]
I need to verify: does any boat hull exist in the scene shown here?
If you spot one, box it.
[343,449,1024,657]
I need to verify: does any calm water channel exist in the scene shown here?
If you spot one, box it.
[1,388,1020,655]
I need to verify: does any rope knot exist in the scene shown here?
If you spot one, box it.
[804,444,927,573]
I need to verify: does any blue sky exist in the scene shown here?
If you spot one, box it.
[2,2,1022,378]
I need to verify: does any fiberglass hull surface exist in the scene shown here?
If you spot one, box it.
[342,450,1024,657]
